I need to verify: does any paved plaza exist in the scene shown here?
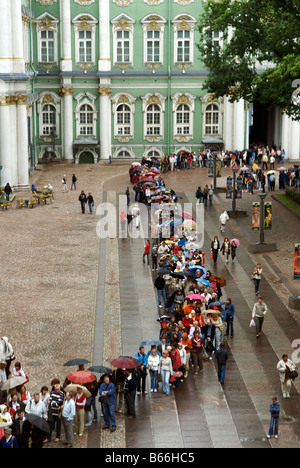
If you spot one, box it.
[1,162,300,449]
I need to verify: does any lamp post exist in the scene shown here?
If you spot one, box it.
[232,166,238,214]
[258,192,267,244]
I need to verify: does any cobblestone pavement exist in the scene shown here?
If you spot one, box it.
[1,161,299,449]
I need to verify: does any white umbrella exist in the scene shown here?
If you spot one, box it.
[1,376,27,391]
[64,384,91,398]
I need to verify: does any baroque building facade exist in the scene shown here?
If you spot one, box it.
[0,0,299,188]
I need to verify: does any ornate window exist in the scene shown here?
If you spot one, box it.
[79,104,94,136]
[111,14,135,68]
[142,93,166,142]
[41,104,56,136]
[141,15,167,69]
[172,14,197,69]
[72,14,98,68]
[37,92,61,140]
[112,92,136,142]
[35,13,59,65]
[205,104,220,135]
[75,93,98,138]
[172,92,196,142]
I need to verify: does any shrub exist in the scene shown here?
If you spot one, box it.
[286,189,300,206]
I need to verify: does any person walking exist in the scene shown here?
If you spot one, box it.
[191,329,204,374]
[61,392,76,448]
[99,375,117,433]
[4,183,12,202]
[225,298,235,338]
[70,174,77,191]
[219,211,229,233]
[195,186,203,204]
[87,192,94,214]
[208,186,214,206]
[276,354,297,399]
[211,236,220,264]
[154,274,167,309]
[78,190,87,214]
[252,263,263,295]
[62,175,68,192]
[143,239,150,265]
[267,397,280,439]
[252,297,268,338]
[220,237,231,263]
[215,342,228,385]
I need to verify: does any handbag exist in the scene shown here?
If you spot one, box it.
[210,251,214,261]
[173,371,183,378]
[169,375,177,383]
[290,370,298,379]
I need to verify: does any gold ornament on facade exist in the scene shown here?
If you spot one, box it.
[145,0,163,5]
[38,19,57,31]
[118,94,129,103]
[113,0,133,5]
[98,88,112,96]
[176,94,192,107]
[146,95,160,107]
[59,88,74,97]
[78,20,93,31]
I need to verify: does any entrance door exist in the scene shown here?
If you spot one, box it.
[79,151,95,164]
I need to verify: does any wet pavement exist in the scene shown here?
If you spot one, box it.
[103,166,300,449]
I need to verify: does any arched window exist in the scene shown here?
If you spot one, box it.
[41,104,56,137]
[116,104,131,136]
[176,104,190,135]
[79,104,94,136]
[116,150,131,158]
[205,104,220,135]
[146,104,161,136]
[147,150,160,158]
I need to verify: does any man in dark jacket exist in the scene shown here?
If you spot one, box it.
[79,190,87,214]
[215,342,228,385]
[154,274,167,309]
[124,370,136,418]
[12,409,31,448]
[202,318,216,359]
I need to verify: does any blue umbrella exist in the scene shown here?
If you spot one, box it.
[188,266,206,277]
[209,301,226,307]
[196,278,212,288]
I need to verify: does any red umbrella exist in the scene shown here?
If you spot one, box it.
[67,370,96,384]
[110,357,140,369]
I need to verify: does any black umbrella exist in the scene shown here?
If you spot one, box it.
[88,366,112,374]
[157,269,170,276]
[170,271,185,279]
[63,358,91,367]
[26,413,50,434]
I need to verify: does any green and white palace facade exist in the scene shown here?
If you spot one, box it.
[0,0,299,188]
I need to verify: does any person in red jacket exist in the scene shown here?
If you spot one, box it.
[191,330,204,374]
[143,239,150,265]
[170,344,182,389]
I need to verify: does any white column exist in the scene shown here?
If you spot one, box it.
[11,0,25,74]
[233,99,245,150]
[17,98,30,188]
[223,97,233,151]
[0,0,12,73]
[62,90,74,160]
[0,100,12,186]
[288,118,300,161]
[281,113,290,157]
[98,0,111,160]
[10,100,19,187]
[60,0,72,72]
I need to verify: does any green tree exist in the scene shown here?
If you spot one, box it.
[198,0,300,120]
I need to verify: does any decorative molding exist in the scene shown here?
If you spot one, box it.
[174,0,194,5]
[113,0,133,5]
[35,0,57,5]
[74,0,95,5]
[144,0,164,5]
[59,88,74,97]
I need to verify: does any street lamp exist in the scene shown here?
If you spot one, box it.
[232,166,238,214]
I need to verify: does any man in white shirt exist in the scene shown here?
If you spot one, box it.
[26,393,47,419]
